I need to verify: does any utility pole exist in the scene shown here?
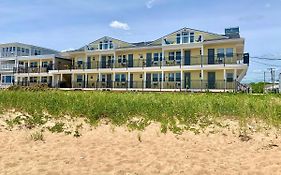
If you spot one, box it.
[268,68,276,93]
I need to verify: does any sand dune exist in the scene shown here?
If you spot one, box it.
[0,116,281,175]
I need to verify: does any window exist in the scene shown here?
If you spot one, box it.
[176,33,181,44]
[176,73,181,82]
[104,41,108,50]
[41,77,48,83]
[22,48,25,53]
[182,32,189,43]
[190,32,195,43]
[30,62,38,68]
[168,73,174,81]
[153,53,159,62]
[77,75,83,82]
[176,51,181,62]
[118,55,122,63]
[77,58,83,66]
[115,74,120,82]
[42,62,48,68]
[153,74,158,82]
[109,41,113,49]
[99,42,103,50]
[226,73,234,82]
[122,55,127,63]
[217,48,225,58]
[159,53,163,61]
[226,48,234,57]
[115,74,126,82]
[121,74,126,82]
[30,77,37,83]
[169,52,174,61]
[101,74,106,82]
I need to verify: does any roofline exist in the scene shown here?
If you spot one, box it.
[0,42,59,53]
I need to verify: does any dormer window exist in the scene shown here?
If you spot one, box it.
[104,40,108,50]
[182,32,189,43]
[99,42,103,50]
[176,34,181,44]
[190,32,195,43]
[109,41,113,49]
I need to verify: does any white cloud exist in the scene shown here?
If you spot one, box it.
[61,48,75,52]
[109,20,130,30]
[146,0,156,8]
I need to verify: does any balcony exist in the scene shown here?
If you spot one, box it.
[54,53,246,71]
[14,64,54,74]
[56,80,238,91]
[0,64,15,71]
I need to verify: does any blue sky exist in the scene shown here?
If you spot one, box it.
[1,0,281,82]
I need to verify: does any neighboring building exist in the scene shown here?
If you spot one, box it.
[0,42,58,87]
[10,27,249,92]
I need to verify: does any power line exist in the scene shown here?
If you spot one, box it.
[250,56,281,61]
[251,60,281,67]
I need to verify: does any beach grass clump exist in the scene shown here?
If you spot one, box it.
[0,90,280,133]
[30,131,44,141]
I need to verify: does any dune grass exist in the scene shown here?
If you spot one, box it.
[0,90,281,133]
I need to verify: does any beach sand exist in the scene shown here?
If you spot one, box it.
[0,115,281,175]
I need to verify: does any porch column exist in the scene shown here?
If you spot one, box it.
[72,73,75,88]
[127,72,130,89]
[27,60,30,73]
[113,52,116,69]
[181,70,184,90]
[98,72,101,88]
[161,71,164,89]
[181,48,184,66]
[224,69,226,91]
[60,74,63,82]
[52,75,55,87]
[143,72,146,89]
[39,76,42,84]
[98,54,101,69]
[113,72,115,88]
[85,73,88,88]
[201,69,204,90]
[201,45,204,67]
[162,49,165,67]
[39,59,42,73]
[234,69,237,81]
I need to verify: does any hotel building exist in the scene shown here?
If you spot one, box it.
[11,27,249,92]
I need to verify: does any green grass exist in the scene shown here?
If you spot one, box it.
[0,90,281,132]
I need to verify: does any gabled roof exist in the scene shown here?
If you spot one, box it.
[0,42,59,52]
[149,27,228,45]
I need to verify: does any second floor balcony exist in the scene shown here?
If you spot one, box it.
[56,53,247,71]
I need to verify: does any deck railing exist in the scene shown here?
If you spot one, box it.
[52,80,237,91]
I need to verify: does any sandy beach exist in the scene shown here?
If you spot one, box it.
[0,114,281,175]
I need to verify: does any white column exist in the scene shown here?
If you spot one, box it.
[113,72,115,88]
[161,71,164,89]
[143,72,146,89]
[234,69,237,81]
[127,72,130,89]
[39,59,42,73]
[224,69,226,90]
[181,48,184,66]
[181,70,184,90]
[72,73,75,88]
[60,74,63,82]
[85,73,88,88]
[201,69,204,90]
[99,54,101,69]
[162,49,165,67]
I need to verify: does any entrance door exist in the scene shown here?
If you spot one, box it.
[146,73,151,88]
[106,74,112,88]
[146,53,152,67]
[184,72,191,89]
[130,73,133,88]
[101,56,107,68]
[208,49,215,64]
[128,54,134,68]
[208,72,216,89]
[184,50,191,65]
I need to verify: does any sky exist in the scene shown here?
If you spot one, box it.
[0,0,281,82]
